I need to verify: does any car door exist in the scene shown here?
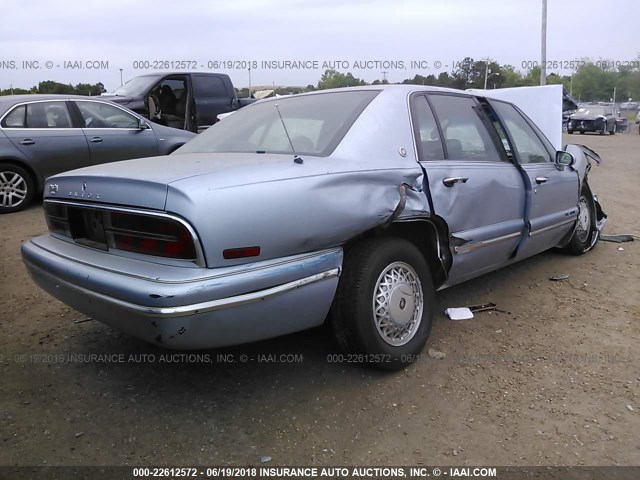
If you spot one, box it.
[0,100,91,181]
[191,74,235,129]
[412,93,526,287]
[72,100,159,165]
[489,100,579,259]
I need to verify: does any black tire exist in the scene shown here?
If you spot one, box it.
[0,163,35,214]
[563,186,598,255]
[579,131,585,135]
[567,130,574,134]
[610,124,616,135]
[330,237,435,371]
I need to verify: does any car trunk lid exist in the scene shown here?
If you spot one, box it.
[43,152,340,211]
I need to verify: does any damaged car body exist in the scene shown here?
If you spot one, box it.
[21,86,606,370]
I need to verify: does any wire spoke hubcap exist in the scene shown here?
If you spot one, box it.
[0,171,27,208]
[373,261,423,346]
[575,196,590,243]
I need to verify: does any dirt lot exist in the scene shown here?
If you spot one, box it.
[0,132,638,468]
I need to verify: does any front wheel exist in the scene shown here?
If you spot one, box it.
[567,130,574,134]
[0,163,35,214]
[330,237,435,370]
[610,123,616,135]
[563,186,598,255]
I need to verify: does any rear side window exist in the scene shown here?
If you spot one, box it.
[1,105,26,127]
[428,94,500,161]
[2,102,73,128]
[177,90,380,157]
[412,95,444,161]
[192,75,227,98]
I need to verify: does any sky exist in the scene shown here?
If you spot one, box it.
[0,0,638,92]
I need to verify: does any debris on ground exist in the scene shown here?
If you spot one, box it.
[428,348,446,359]
[550,274,570,281]
[445,307,474,320]
[600,234,635,243]
[73,317,93,324]
[260,455,272,463]
[618,247,625,251]
[445,302,512,320]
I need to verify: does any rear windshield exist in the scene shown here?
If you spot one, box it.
[177,90,379,157]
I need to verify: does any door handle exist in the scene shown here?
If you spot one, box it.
[19,139,35,145]
[443,176,469,187]
[535,176,549,184]
[90,137,103,143]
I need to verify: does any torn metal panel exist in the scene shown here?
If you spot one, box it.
[564,143,601,192]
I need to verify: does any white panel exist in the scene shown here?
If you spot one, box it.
[467,85,563,151]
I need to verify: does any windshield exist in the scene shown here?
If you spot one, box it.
[577,106,606,116]
[177,90,379,157]
[111,75,161,97]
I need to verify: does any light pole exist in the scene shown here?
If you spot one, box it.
[119,68,123,86]
[248,67,252,97]
[540,0,547,85]
[483,60,490,89]
[484,63,499,90]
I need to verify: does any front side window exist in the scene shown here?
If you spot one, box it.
[428,94,500,161]
[177,90,379,157]
[490,101,552,164]
[76,101,138,128]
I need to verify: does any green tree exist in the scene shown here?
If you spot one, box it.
[317,69,367,89]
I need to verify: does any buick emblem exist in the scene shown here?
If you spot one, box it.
[48,183,59,194]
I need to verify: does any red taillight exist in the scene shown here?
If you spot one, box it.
[223,246,261,259]
[109,212,197,260]
[43,202,198,262]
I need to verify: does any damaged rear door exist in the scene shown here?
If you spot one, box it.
[411,93,526,287]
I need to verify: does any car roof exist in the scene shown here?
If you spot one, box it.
[0,94,115,102]
[0,94,123,106]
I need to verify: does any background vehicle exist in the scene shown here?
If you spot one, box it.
[22,86,606,370]
[567,105,616,134]
[104,72,255,133]
[0,95,195,213]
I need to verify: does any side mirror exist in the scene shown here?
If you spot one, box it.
[555,151,575,166]
[137,118,150,130]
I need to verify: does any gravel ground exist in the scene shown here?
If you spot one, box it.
[0,132,638,468]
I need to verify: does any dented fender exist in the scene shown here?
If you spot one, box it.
[564,143,601,192]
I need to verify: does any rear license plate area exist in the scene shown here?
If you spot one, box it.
[68,207,108,251]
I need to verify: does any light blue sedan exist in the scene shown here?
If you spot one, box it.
[21,86,606,370]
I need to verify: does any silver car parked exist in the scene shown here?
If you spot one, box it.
[21,86,606,370]
[0,95,196,213]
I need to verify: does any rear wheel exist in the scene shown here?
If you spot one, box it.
[330,237,435,370]
[567,130,574,134]
[0,163,35,214]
